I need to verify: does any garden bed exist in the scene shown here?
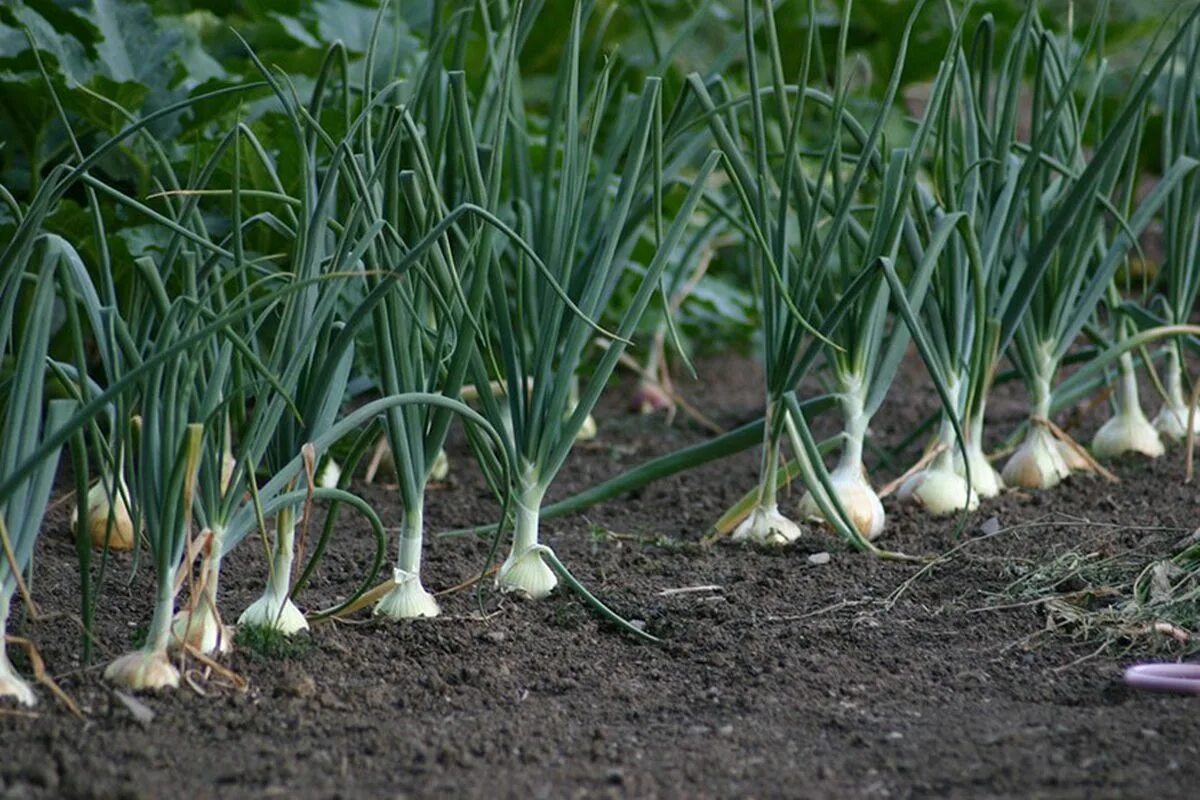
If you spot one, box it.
[3,354,1199,799]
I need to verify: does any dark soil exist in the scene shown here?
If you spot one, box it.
[3,354,1200,799]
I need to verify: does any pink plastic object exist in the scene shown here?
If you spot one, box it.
[1123,663,1200,695]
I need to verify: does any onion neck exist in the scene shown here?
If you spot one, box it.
[147,566,178,656]
[756,402,784,510]
[268,506,297,602]
[968,408,987,451]
[202,526,225,607]
[398,494,424,577]
[1116,353,1142,415]
[837,377,868,474]
[1165,348,1187,409]
[512,465,546,556]
[932,379,962,471]
[1031,372,1053,420]
[0,592,13,668]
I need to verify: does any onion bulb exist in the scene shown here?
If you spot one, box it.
[631,380,672,415]
[898,457,979,516]
[103,650,180,691]
[317,458,342,489]
[498,547,558,599]
[1152,351,1198,442]
[374,568,440,619]
[365,440,450,483]
[732,504,802,545]
[0,659,35,706]
[1153,401,1200,441]
[1091,406,1164,459]
[575,412,598,441]
[567,376,597,441]
[1002,426,1071,489]
[798,465,885,540]
[70,476,135,551]
[238,591,308,634]
[953,442,1005,498]
[239,506,308,634]
[0,598,35,706]
[430,448,450,481]
[1055,440,1093,472]
[170,603,231,655]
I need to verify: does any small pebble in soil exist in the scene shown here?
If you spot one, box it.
[808,552,831,565]
[977,516,1002,536]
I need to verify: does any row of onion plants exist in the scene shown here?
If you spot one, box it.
[3,1,1200,708]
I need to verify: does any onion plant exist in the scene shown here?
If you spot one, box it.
[0,251,73,706]
[1150,16,1200,442]
[210,19,519,626]
[689,0,964,545]
[187,42,387,637]
[458,2,719,598]
[899,13,1042,509]
[355,18,521,618]
[103,323,211,690]
[999,8,1197,489]
[1090,289,1164,461]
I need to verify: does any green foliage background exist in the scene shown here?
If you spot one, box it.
[0,0,1179,359]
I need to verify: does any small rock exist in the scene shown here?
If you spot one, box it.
[1141,728,1160,739]
[808,552,831,565]
[113,690,155,726]
[605,768,625,786]
[718,724,734,737]
[978,516,1002,536]
[480,630,506,644]
[629,619,647,631]
[887,731,904,740]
